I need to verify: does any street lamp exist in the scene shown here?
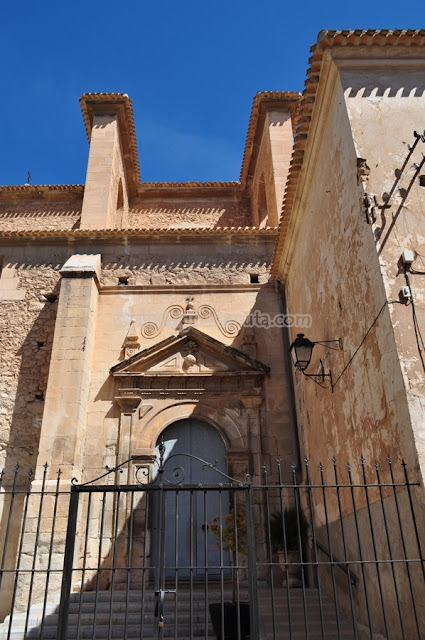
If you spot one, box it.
[289,334,342,390]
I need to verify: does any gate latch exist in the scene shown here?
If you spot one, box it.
[154,589,176,626]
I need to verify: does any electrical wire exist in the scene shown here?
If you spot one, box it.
[332,301,389,390]
[404,270,425,373]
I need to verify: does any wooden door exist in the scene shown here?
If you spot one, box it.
[153,419,229,578]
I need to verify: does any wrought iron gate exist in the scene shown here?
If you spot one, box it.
[1,455,425,639]
[57,444,259,640]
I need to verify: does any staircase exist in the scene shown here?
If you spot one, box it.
[0,584,356,639]
[258,587,356,639]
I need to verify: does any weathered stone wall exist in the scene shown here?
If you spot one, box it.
[0,200,81,231]
[100,240,272,286]
[0,238,293,486]
[129,196,251,229]
[284,67,416,481]
[0,248,61,474]
[86,278,293,484]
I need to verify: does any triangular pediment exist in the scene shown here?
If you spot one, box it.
[110,327,269,377]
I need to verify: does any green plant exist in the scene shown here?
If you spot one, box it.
[269,507,308,553]
[210,507,248,556]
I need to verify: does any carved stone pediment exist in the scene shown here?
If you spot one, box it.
[110,327,269,379]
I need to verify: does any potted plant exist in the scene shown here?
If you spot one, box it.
[209,507,250,640]
[269,507,308,587]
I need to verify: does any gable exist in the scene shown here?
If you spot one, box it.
[110,327,269,378]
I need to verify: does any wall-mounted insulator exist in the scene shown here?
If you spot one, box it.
[401,286,412,301]
[413,130,425,142]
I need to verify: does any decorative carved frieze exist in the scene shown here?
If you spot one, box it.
[111,327,268,404]
[140,297,241,339]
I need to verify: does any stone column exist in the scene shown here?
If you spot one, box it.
[36,254,101,480]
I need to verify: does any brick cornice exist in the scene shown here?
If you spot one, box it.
[0,226,277,243]
[0,185,84,198]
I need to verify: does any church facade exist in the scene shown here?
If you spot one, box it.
[1,29,425,639]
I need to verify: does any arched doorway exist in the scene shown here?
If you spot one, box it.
[152,418,230,578]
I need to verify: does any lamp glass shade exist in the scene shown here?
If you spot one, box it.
[290,334,315,371]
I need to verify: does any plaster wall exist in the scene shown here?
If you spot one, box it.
[340,58,425,484]
[282,57,425,638]
[284,70,416,482]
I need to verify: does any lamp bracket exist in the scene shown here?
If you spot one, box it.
[312,339,343,351]
[301,361,333,392]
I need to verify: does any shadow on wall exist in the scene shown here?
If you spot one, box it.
[1,263,62,478]
[0,261,61,620]
[345,86,425,98]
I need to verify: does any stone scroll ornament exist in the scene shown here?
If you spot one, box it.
[197,305,241,337]
[140,299,241,339]
[140,305,185,338]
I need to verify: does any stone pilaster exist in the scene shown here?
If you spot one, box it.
[36,255,101,480]
[115,393,142,483]
[241,396,264,483]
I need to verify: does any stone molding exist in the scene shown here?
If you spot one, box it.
[60,254,101,285]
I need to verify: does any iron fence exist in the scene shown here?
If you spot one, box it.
[0,456,424,639]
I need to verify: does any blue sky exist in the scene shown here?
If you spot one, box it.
[1,0,423,185]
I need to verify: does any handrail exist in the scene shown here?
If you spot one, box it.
[316,541,357,586]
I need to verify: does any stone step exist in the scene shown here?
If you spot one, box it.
[0,586,356,640]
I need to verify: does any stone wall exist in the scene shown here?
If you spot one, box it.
[100,240,272,286]
[0,249,61,474]
[87,279,293,485]
[129,196,251,229]
[0,237,293,486]
[0,200,81,232]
